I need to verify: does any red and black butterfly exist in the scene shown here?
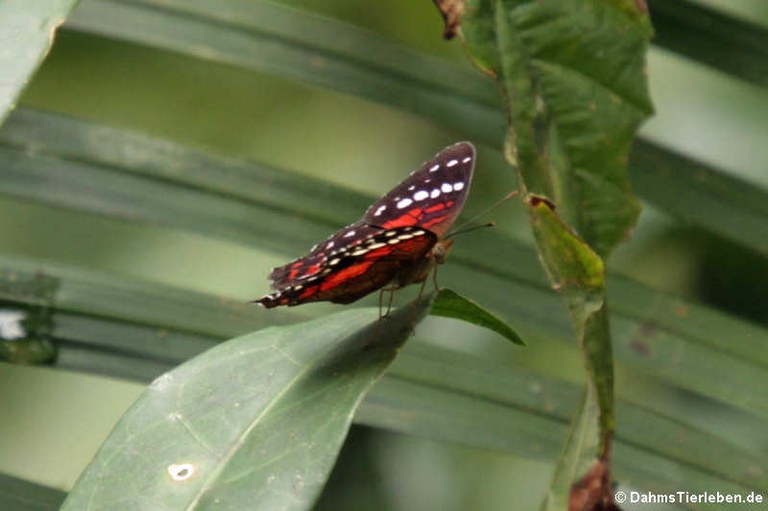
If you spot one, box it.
[255,141,475,308]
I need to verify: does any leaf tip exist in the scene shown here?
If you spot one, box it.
[431,288,526,346]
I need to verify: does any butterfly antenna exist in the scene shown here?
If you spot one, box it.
[446,190,518,239]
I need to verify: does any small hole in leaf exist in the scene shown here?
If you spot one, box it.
[167,463,195,482]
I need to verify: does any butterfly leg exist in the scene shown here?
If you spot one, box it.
[431,264,443,292]
[386,287,397,316]
[377,286,398,319]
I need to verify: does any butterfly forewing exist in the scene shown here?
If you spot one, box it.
[364,141,475,238]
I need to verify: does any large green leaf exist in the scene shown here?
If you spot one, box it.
[0,0,79,125]
[461,0,652,257]
[0,471,65,511]
[62,301,430,511]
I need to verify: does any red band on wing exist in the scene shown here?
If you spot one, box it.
[421,215,449,229]
[381,208,423,229]
[297,286,318,300]
[319,261,375,292]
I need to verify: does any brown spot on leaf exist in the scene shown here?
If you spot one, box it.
[639,321,659,338]
[628,321,658,355]
[311,56,327,69]
[629,339,651,356]
[674,305,689,317]
[432,0,465,39]
[569,459,621,511]
[528,194,556,210]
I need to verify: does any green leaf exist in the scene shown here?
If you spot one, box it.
[528,197,615,508]
[0,0,79,125]
[541,387,600,511]
[462,0,652,258]
[0,271,58,364]
[62,300,431,511]
[0,471,65,511]
[432,288,525,345]
[649,0,768,88]
[630,140,768,255]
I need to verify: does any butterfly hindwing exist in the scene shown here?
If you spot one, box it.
[257,226,437,307]
[267,222,379,290]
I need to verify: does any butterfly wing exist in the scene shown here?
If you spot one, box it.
[256,226,437,308]
[266,221,379,290]
[363,141,475,238]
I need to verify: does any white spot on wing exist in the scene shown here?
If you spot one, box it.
[368,243,386,249]
[413,190,429,201]
[373,205,386,216]
[429,164,440,172]
[430,189,440,198]
[343,230,356,238]
[441,183,453,193]
[446,159,459,167]
[453,182,465,191]
[326,241,334,249]
[396,198,413,209]
[408,185,415,190]
[462,156,472,163]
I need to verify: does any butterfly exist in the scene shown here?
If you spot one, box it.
[255,141,475,308]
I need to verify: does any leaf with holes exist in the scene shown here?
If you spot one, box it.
[461,0,653,258]
[61,299,431,511]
